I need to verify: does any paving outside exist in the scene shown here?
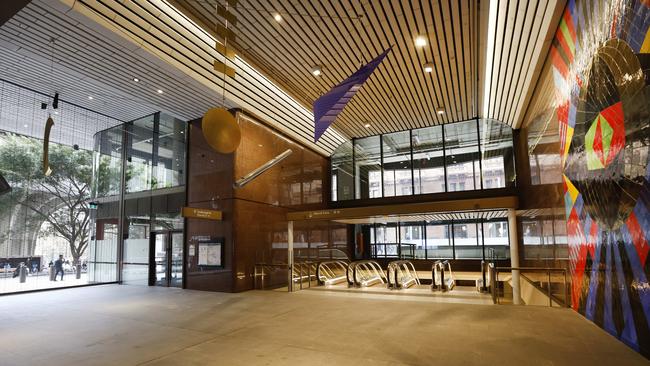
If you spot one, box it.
[0,272,89,294]
[0,284,648,366]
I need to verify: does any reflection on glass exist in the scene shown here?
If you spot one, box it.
[383,131,412,197]
[331,141,353,201]
[125,115,155,193]
[330,119,515,201]
[426,223,452,259]
[371,224,398,257]
[480,119,514,188]
[355,136,382,199]
[366,217,509,260]
[92,127,123,198]
[453,221,481,259]
[400,223,423,258]
[522,214,568,260]
[483,219,509,259]
[155,113,186,189]
[445,121,480,192]
[413,126,445,194]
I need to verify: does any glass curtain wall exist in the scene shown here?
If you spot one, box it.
[382,131,412,197]
[331,141,353,201]
[89,112,187,286]
[522,214,569,261]
[412,126,445,194]
[0,80,122,295]
[444,121,480,191]
[354,136,382,199]
[367,217,510,260]
[479,120,515,188]
[331,119,514,201]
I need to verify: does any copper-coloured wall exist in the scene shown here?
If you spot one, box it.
[187,112,346,293]
[186,119,234,292]
[522,0,650,357]
[231,115,343,292]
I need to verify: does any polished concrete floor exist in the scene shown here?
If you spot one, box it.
[0,285,647,366]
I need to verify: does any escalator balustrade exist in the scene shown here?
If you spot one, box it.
[387,260,421,289]
[316,260,349,285]
[347,260,387,287]
[431,260,455,291]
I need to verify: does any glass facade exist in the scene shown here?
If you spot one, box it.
[89,112,187,287]
[367,216,509,261]
[522,213,568,261]
[331,119,515,201]
[0,82,122,294]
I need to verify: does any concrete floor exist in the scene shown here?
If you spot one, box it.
[0,285,647,366]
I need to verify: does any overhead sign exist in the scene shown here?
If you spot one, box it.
[182,207,222,221]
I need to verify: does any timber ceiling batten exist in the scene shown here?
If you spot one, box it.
[0,0,345,155]
[72,0,346,154]
[173,0,479,136]
[481,0,564,128]
[176,0,564,133]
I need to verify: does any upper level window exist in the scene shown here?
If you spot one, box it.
[331,119,515,201]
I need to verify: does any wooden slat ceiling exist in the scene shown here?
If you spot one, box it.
[173,0,564,136]
[0,0,347,155]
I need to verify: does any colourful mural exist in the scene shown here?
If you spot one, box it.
[548,0,650,357]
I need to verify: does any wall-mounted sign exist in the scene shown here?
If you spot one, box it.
[182,207,222,221]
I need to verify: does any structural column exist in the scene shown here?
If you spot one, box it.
[287,220,293,292]
[508,209,521,304]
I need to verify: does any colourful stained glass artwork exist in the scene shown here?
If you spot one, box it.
[585,102,625,170]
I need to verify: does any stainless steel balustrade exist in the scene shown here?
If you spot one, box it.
[489,265,569,307]
[292,261,317,290]
[387,260,421,289]
[316,260,349,285]
[347,260,387,287]
[431,260,455,291]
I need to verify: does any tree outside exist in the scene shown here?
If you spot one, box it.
[0,132,92,266]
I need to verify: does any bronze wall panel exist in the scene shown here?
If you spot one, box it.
[186,113,335,293]
[185,120,235,292]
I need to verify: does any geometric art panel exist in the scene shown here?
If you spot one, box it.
[547,0,650,358]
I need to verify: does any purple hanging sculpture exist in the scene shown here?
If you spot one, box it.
[313,47,392,142]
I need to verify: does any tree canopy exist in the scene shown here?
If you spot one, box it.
[0,133,92,262]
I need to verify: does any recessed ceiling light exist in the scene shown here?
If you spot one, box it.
[274,13,282,22]
[415,35,427,48]
[437,107,445,115]
[133,77,139,82]
[54,111,59,115]
[88,96,93,100]
[23,124,28,128]
[364,123,371,128]
[157,89,163,94]
[423,63,434,73]
[311,66,322,76]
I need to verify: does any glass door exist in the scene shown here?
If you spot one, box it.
[150,231,184,287]
[152,232,168,286]
[170,232,183,288]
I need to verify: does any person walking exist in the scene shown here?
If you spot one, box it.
[54,255,64,281]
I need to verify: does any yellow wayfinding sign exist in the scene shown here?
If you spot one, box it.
[182,207,222,221]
